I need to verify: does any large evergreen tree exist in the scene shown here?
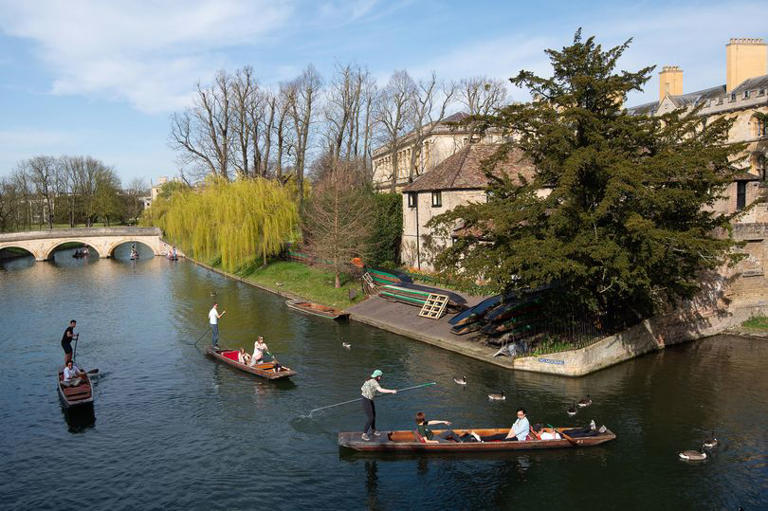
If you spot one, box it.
[429,30,746,327]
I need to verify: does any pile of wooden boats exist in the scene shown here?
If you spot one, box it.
[449,294,541,345]
[205,346,296,380]
[338,426,616,452]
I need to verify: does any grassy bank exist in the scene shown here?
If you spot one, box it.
[742,315,768,330]
[234,261,364,309]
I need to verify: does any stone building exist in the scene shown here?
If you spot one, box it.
[400,144,536,270]
[371,113,503,193]
[628,37,768,221]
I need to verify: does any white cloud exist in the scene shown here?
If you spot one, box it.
[0,0,294,113]
[411,3,767,105]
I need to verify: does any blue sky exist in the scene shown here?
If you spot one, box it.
[0,0,766,184]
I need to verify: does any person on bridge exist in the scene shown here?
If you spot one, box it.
[360,369,397,441]
[208,303,226,347]
[60,319,77,364]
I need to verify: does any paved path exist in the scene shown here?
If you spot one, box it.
[347,294,519,370]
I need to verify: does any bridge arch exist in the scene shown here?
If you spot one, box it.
[107,239,157,258]
[44,240,102,260]
[0,245,35,260]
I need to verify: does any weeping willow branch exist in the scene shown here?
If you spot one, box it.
[143,178,298,270]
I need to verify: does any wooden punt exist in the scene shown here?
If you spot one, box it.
[338,427,616,453]
[57,370,94,409]
[286,299,349,320]
[449,295,502,327]
[205,346,296,380]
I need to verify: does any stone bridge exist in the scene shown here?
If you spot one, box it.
[0,227,171,261]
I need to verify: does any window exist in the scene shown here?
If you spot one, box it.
[744,90,751,99]
[737,182,747,211]
[407,192,417,208]
[431,191,442,207]
[731,93,737,102]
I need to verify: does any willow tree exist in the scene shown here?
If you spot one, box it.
[429,30,745,328]
[147,178,298,271]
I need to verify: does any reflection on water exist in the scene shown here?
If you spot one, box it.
[1,255,767,509]
[62,404,96,433]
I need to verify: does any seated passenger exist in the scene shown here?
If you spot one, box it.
[532,423,561,440]
[249,337,269,366]
[62,360,85,387]
[237,347,251,365]
[415,412,460,443]
[479,408,530,442]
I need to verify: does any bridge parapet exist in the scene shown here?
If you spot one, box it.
[0,227,167,261]
[0,227,162,243]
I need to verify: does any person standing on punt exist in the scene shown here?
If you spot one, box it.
[360,369,397,441]
[208,303,226,347]
[60,319,77,364]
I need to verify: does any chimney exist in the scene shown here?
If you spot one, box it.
[659,66,683,101]
[726,38,767,92]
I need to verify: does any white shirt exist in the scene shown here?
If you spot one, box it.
[63,365,80,381]
[540,431,561,440]
[209,307,218,325]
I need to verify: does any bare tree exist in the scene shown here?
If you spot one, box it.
[22,156,58,229]
[375,70,416,193]
[285,65,322,209]
[457,76,507,116]
[304,155,371,288]
[170,70,234,179]
[125,177,148,224]
[406,73,457,182]
[230,66,260,178]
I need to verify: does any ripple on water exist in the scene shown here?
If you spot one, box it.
[2,258,768,509]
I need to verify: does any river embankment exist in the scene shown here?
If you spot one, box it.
[183,255,768,377]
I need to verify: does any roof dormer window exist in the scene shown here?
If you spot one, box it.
[730,93,736,102]
[744,90,750,99]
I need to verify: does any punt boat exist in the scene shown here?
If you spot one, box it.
[338,426,616,453]
[286,299,349,320]
[205,346,296,380]
[57,370,94,409]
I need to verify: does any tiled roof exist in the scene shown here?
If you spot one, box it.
[402,144,535,192]
[627,74,768,115]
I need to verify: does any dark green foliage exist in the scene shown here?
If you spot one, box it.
[429,30,746,328]
[365,192,402,267]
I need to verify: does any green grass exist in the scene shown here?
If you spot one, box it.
[235,261,364,309]
[742,315,768,330]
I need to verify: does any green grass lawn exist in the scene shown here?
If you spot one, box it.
[235,261,364,309]
[742,315,768,330]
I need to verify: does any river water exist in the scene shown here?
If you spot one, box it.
[1,248,767,510]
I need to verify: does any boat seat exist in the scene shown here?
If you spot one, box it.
[222,351,239,361]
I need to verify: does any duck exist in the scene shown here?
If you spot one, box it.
[566,402,577,417]
[703,431,718,449]
[577,395,592,408]
[488,391,505,401]
[678,450,707,461]
[342,342,351,350]
[453,376,467,385]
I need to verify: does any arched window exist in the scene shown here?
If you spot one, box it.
[757,153,767,181]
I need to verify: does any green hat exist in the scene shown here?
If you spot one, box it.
[371,369,383,378]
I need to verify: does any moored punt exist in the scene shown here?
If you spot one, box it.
[286,299,349,320]
[205,346,296,380]
[57,370,94,409]
[338,427,616,453]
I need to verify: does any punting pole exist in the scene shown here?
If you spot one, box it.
[306,382,437,418]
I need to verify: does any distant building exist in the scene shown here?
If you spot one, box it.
[628,37,768,221]
[400,144,538,270]
[142,176,177,209]
[371,113,504,193]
